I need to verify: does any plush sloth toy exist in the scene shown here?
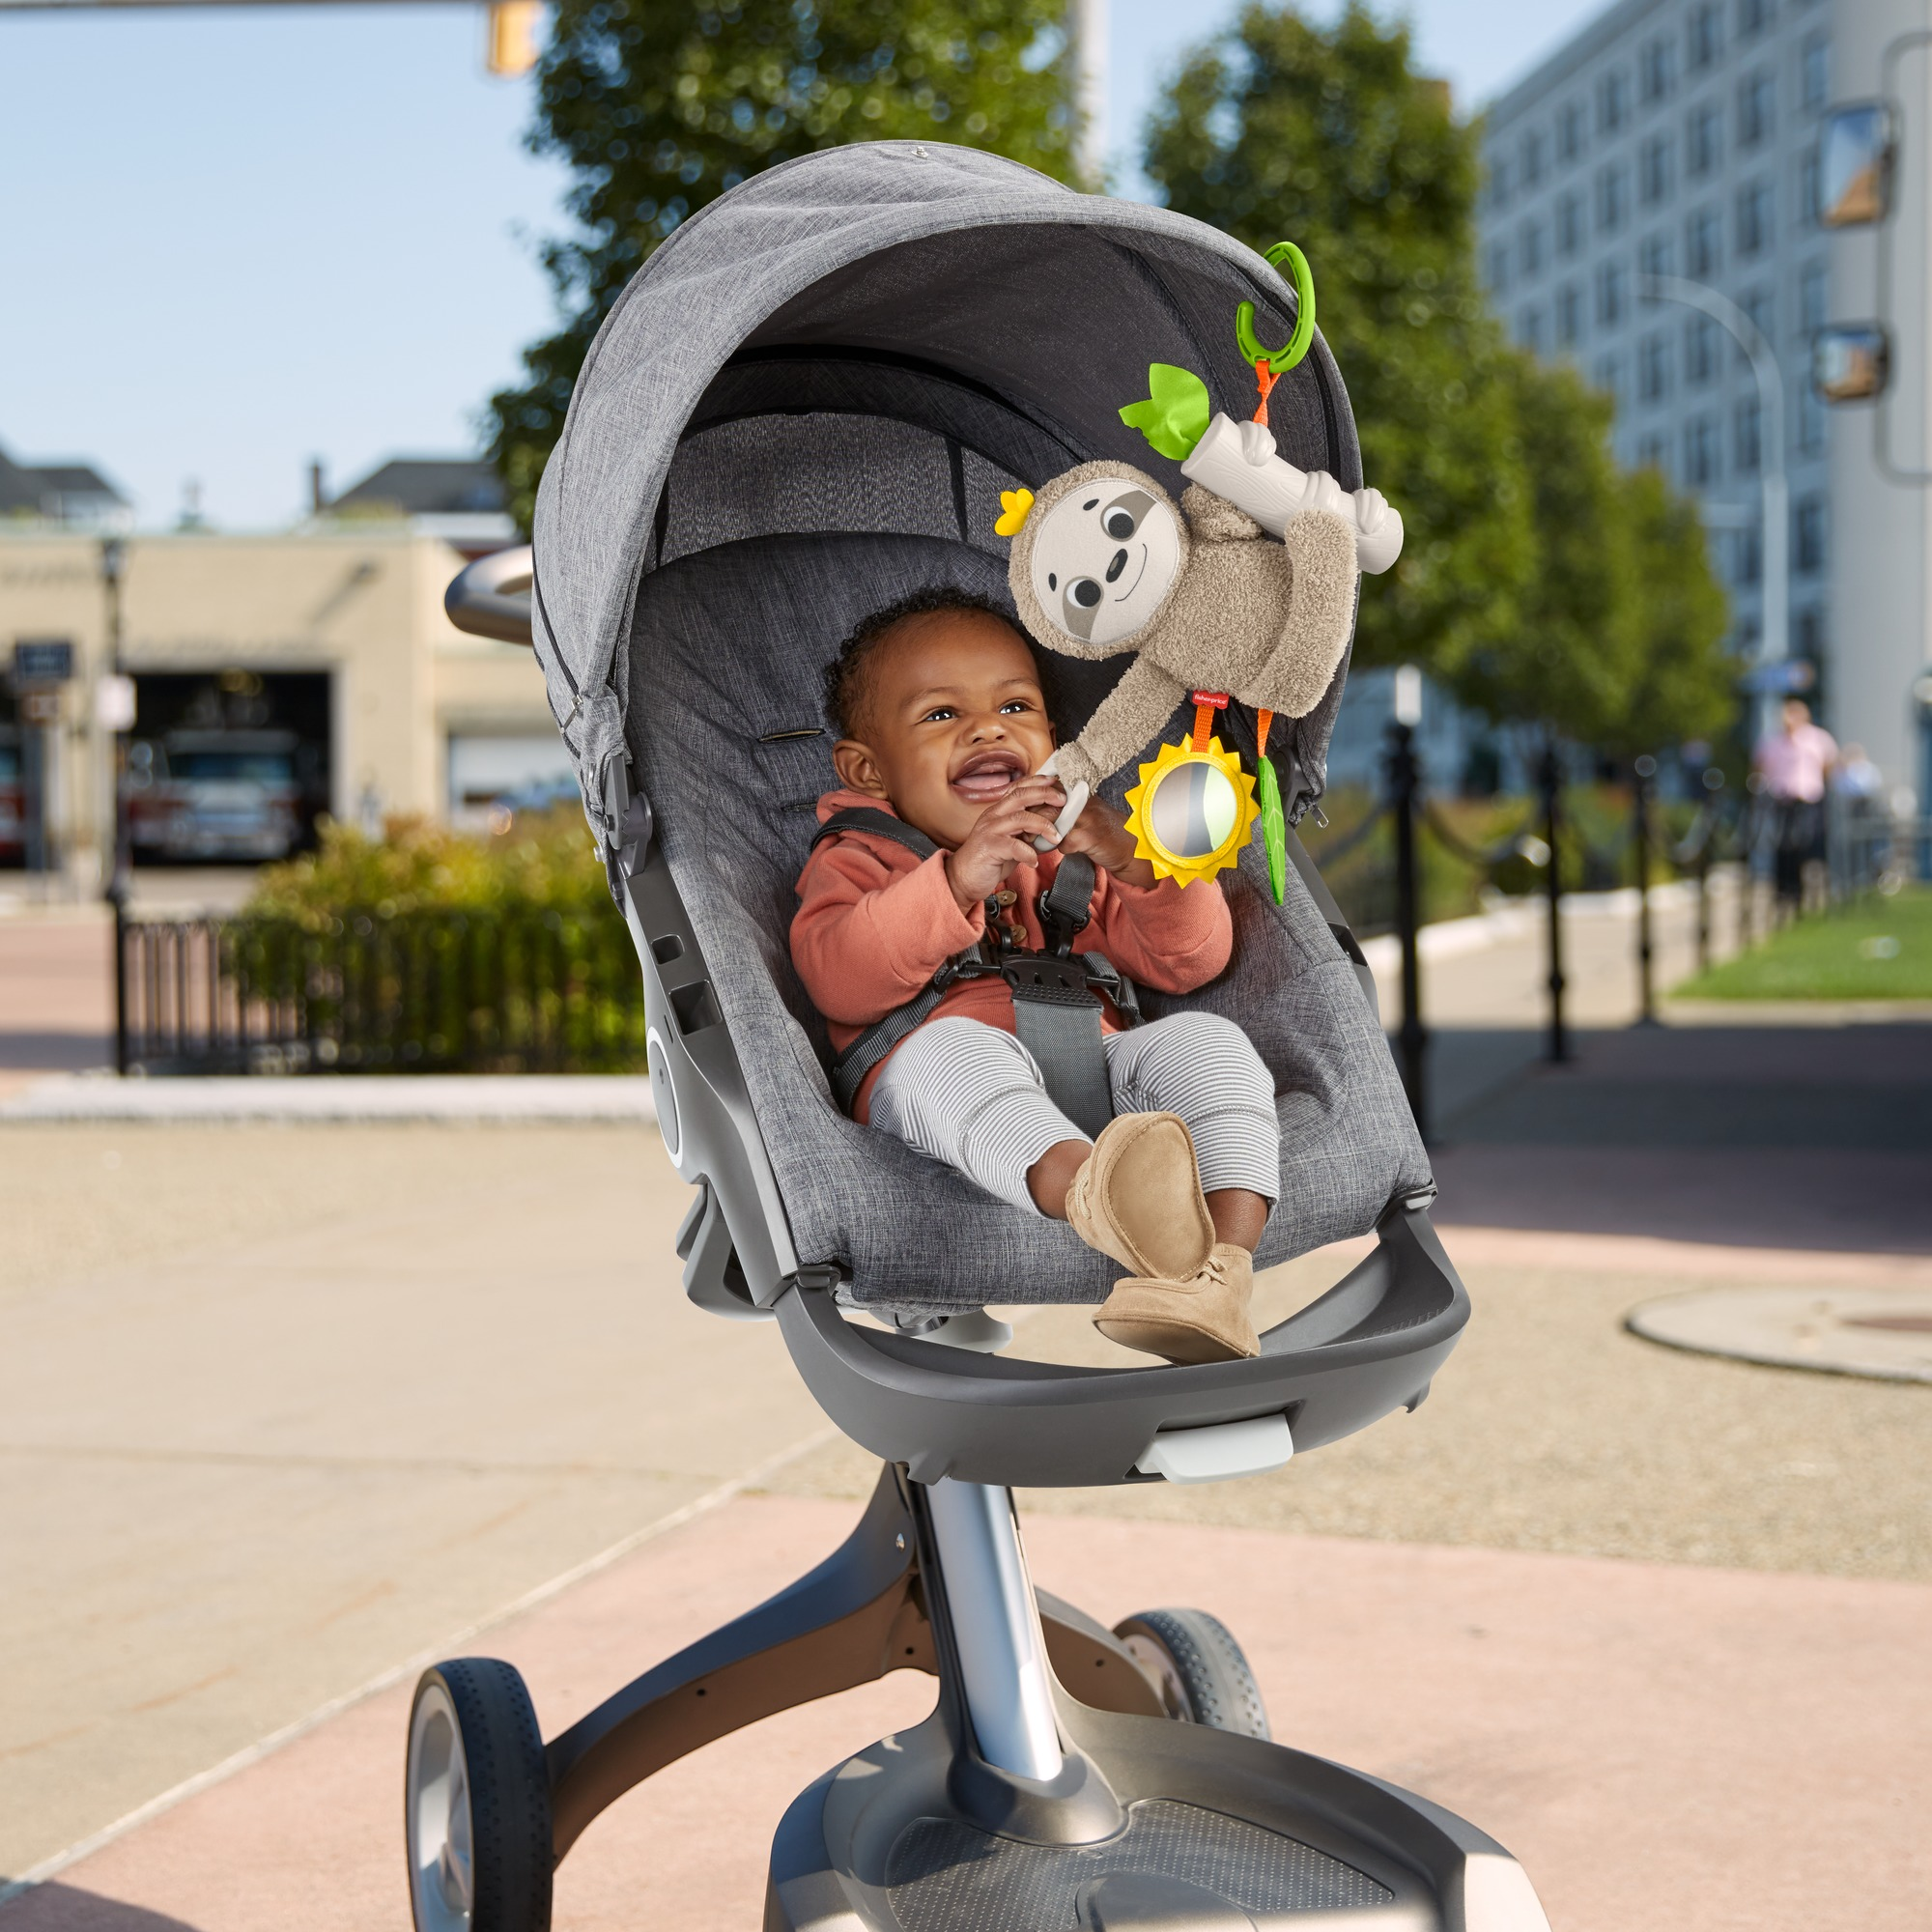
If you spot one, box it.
[1004,456,1363,810]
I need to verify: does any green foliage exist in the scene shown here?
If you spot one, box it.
[237,812,644,1072]
[1675,889,1932,1001]
[1451,354,1638,742]
[245,810,611,927]
[1613,463,1736,756]
[1145,3,1535,677]
[488,0,1078,531]
[1119,362,1212,461]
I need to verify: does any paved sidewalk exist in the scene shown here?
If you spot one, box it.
[7,1495,1926,1932]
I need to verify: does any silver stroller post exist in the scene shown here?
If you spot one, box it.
[922,1480,1063,1782]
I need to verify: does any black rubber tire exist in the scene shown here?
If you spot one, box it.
[1112,1608,1271,1740]
[405,1658,554,1932]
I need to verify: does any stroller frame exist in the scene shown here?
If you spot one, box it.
[412,143,1551,1932]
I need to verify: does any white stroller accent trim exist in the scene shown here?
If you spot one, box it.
[1136,1412,1295,1484]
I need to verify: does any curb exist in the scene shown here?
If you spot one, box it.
[0,1073,658,1123]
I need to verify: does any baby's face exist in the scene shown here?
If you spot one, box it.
[1028,476,1182,650]
[830,611,1056,850]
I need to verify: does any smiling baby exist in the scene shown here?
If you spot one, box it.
[789,589,1281,1364]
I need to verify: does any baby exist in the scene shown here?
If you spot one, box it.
[790,588,1282,1365]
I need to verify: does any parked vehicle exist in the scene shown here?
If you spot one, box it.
[130,729,301,862]
[0,729,23,861]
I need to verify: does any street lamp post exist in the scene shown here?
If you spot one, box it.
[1640,274,1788,744]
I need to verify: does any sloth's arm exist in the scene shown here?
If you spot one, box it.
[1055,654,1193,794]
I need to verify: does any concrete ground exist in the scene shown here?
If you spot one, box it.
[3,866,1928,1927]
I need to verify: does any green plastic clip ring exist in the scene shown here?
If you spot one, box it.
[1236,241,1316,377]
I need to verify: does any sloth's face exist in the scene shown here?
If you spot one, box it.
[1028,477,1181,650]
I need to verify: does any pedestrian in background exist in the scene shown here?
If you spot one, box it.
[1753,697,1837,917]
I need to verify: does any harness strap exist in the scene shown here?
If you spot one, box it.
[812,809,1131,1132]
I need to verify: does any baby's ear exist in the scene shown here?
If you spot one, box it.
[831,738,891,798]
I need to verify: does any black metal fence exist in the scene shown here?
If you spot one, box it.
[116,907,647,1075]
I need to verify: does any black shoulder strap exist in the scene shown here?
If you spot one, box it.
[1037,851,1095,955]
[810,806,941,864]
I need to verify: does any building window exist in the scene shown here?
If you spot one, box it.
[1794,496,1825,573]
[1520,220,1546,278]
[1688,101,1722,177]
[1595,353,1624,402]
[1640,134,1673,204]
[1600,70,1630,134]
[1639,330,1671,400]
[1640,231,1675,278]
[1799,258,1827,336]
[1735,394,1762,471]
[1798,383,1825,454]
[1734,525,1762,586]
[1638,433,1671,475]
[1741,286,1774,352]
[1738,70,1776,148]
[1690,2,1722,72]
[1597,163,1629,233]
[1737,179,1774,257]
[1641,37,1676,105]
[1798,144,1821,226]
[1558,99,1585,163]
[1486,241,1510,295]
[1553,195,1584,261]
[1796,608,1825,662]
[1801,34,1829,114]
[1520,306,1547,354]
[1686,414,1721,486]
[1739,0,1772,40]
[1597,259,1628,327]
[1686,312,1719,384]
[1489,154,1513,211]
[1556,283,1582,346]
[1688,206,1722,277]
[1520,128,1547,186]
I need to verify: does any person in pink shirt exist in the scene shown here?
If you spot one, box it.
[1753,697,1838,913]
[791,590,1279,1365]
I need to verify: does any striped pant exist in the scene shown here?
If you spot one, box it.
[868,1010,1280,1218]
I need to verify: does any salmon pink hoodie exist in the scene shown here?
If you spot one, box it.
[791,788,1233,1119]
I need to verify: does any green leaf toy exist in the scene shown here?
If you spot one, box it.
[1253,738,1288,905]
[1118,363,1212,461]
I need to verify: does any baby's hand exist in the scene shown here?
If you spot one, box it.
[945,777,1066,914]
[1057,797,1156,891]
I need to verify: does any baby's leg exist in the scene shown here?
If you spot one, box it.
[1104,1012,1280,1250]
[867,1016,1088,1217]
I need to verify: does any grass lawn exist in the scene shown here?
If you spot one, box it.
[1675,887,1932,1000]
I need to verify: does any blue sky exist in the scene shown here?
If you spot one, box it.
[0,0,1604,530]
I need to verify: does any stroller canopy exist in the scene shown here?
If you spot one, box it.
[532,141,1363,814]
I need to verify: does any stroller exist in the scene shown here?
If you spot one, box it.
[424,143,1549,1932]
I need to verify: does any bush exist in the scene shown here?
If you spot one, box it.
[234,811,645,1074]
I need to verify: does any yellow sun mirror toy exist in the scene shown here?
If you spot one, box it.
[1122,724,1260,889]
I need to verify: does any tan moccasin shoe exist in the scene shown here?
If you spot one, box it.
[1064,1112,1215,1283]
[1093,1243,1260,1365]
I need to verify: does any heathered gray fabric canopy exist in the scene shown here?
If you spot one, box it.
[529,140,1363,819]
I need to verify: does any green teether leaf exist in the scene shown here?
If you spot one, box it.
[1118,362,1211,461]
[1255,750,1288,905]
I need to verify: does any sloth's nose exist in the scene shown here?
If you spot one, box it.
[1105,549,1129,582]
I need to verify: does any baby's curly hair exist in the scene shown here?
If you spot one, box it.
[822,589,1044,739]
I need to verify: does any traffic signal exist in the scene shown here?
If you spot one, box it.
[487,0,540,77]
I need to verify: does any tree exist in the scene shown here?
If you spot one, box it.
[1610,464,1734,756]
[488,0,1076,529]
[1145,2,1536,679]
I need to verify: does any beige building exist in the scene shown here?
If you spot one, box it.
[0,521,562,878]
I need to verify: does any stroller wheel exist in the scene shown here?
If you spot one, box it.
[406,1659,553,1932]
[1112,1608,1271,1740]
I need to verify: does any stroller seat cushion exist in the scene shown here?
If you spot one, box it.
[628,525,1429,1312]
